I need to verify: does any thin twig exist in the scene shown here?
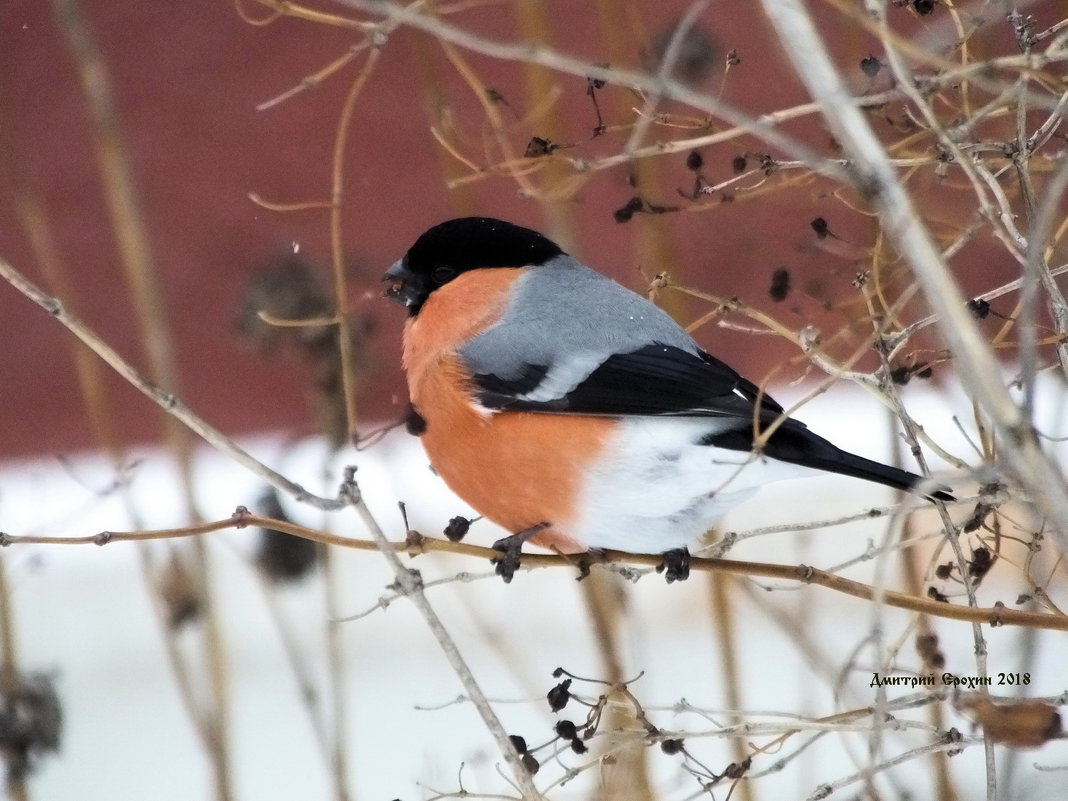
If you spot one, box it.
[328,45,385,440]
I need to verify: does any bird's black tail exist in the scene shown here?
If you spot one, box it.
[704,419,954,501]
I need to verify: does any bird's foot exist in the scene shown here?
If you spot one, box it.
[491,522,549,583]
[569,549,608,581]
[656,547,691,583]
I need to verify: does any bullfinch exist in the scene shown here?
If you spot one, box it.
[384,217,951,582]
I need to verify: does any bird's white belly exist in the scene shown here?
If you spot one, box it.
[565,417,815,553]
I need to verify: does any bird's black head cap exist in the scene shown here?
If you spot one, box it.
[384,217,564,315]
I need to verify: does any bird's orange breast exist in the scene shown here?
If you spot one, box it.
[401,269,613,552]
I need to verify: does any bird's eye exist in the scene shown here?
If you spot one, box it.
[432,264,457,284]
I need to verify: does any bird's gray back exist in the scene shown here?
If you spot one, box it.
[459,255,698,384]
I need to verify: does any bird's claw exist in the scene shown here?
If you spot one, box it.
[490,522,549,583]
[657,547,691,583]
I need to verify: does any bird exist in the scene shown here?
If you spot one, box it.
[384,217,951,582]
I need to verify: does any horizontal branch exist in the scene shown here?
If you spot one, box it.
[4,507,1064,633]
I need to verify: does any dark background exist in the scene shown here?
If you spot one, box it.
[0,0,1037,458]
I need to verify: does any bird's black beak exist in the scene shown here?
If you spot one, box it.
[383,259,418,309]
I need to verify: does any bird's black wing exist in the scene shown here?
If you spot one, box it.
[472,343,784,420]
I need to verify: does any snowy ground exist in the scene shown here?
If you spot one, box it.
[2,383,1066,800]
